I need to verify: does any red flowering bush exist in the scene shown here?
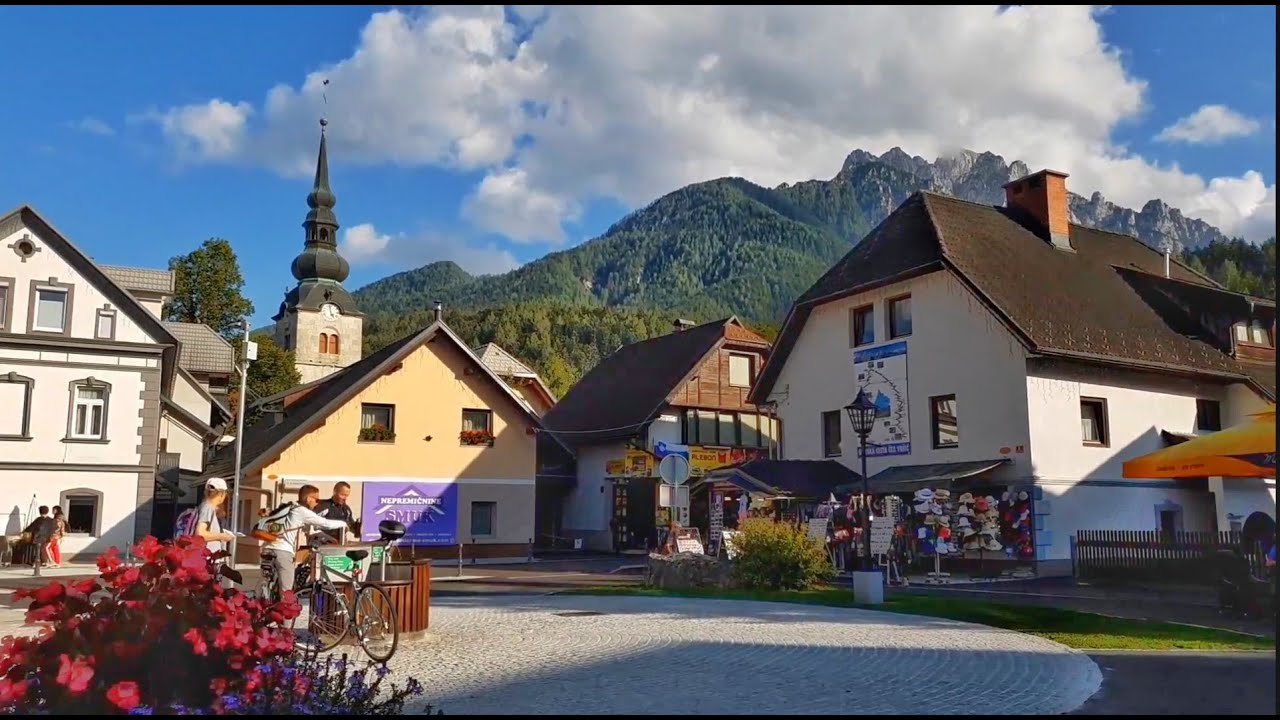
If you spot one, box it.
[0,535,300,715]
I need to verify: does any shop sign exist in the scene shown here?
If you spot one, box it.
[625,449,652,476]
[674,526,704,554]
[606,451,653,477]
[851,340,912,457]
[360,481,459,546]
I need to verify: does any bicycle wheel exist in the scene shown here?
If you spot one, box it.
[352,584,399,663]
[290,581,350,653]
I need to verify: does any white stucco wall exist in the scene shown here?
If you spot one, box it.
[1026,364,1271,563]
[1,470,139,557]
[563,442,626,550]
[1213,477,1278,532]
[767,270,1031,477]
[1038,484,1217,563]
[160,419,205,473]
[0,361,147,465]
[1,223,163,345]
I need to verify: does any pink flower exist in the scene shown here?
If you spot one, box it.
[55,654,94,694]
[183,628,209,656]
[106,681,141,711]
[0,678,28,705]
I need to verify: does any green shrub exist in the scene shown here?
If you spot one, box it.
[729,518,834,591]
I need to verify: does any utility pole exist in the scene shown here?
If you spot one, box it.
[227,318,255,566]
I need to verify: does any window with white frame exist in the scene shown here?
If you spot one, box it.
[728,353,753,387]
[33,286,70,333]
[68,380,110,441]
[95,309,116,340]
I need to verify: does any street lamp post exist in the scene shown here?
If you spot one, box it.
[844,388,878,572]
[227,320,255,568]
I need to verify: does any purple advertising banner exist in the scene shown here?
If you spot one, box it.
[360,482,459,546]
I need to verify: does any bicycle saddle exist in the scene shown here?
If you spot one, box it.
[345,549,369,562]
[378,519,407,543]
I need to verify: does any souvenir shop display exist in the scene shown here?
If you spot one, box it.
[956,492,1003,554]
[1000,489,1035,559]
[911,488,953,583]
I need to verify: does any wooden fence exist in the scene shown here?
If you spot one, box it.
[1073,529,1268,586]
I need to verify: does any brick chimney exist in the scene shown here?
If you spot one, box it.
[1003,169,1072,251]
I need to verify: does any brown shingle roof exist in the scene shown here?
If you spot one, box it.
[543,318,749,446]
[754,191,1274,404]
[164,322,235,376]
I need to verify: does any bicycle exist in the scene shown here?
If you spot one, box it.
[259,520,405,663]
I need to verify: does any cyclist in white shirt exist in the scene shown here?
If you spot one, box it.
[257,484,349,598]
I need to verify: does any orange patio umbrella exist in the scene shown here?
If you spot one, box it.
[1122,405,1276,479]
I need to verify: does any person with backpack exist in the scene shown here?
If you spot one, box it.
[256,484,350,600]
[176,478,236,557]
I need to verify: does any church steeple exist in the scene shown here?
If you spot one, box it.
[273,101,365,384]
[290,120,349,284]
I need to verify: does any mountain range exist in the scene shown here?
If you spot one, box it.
[353,147,1264,395]
[355,147,1230,324]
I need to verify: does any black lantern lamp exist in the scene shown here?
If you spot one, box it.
[844,388,878,570]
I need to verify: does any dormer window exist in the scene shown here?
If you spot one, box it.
[1236,320,1274,348]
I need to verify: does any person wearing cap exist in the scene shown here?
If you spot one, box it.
[198,477,236,556]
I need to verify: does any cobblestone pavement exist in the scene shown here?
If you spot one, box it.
[386,594,1102,715]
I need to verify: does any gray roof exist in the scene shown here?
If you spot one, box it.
[164,322,235,375]
[100,264,175,295]
[475,343,538,377]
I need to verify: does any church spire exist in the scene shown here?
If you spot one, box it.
[290,119,349,284]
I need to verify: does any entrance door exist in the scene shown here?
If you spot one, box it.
[626,478,657,551]
[612,479,657,551]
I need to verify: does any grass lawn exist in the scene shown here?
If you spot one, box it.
[571,586,1275,651]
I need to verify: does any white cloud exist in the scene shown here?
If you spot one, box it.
[340,222,520,275]
[72,117,115,136]
[1156,104,1262,145]
[155,99,252,161]
[463,168,579,243]
[150,5,1277,243]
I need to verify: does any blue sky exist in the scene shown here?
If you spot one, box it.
[0,6,1274,329]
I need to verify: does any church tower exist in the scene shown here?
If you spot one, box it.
[272,120,364,383]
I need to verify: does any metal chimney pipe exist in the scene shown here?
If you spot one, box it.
[434,300,443,322]
[1164,246,1170,278]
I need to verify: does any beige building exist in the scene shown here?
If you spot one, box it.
[205,315,559,564]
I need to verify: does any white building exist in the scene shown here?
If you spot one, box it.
[752,170,1276,576]
[1,205,230,559]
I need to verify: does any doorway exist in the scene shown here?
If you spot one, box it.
[612,478,657,552]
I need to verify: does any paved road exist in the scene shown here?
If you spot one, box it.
[1073,650,1276,716]
[389,594,1101,715]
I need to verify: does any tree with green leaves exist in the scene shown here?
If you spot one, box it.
[229,335,301,421]
[165,238,255,339]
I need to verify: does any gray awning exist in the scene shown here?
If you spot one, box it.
[1160,430,1196,446]
[849,458,1012,495]
[709,470,786,497]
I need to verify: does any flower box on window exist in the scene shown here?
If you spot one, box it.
[459,429,494,447]
[359,424,396,443]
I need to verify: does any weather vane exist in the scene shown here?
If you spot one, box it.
[320,78,330,131]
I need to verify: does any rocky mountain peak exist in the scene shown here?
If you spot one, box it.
[829,146,1229,251]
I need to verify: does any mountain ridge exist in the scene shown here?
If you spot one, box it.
[355,145,1232,323]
